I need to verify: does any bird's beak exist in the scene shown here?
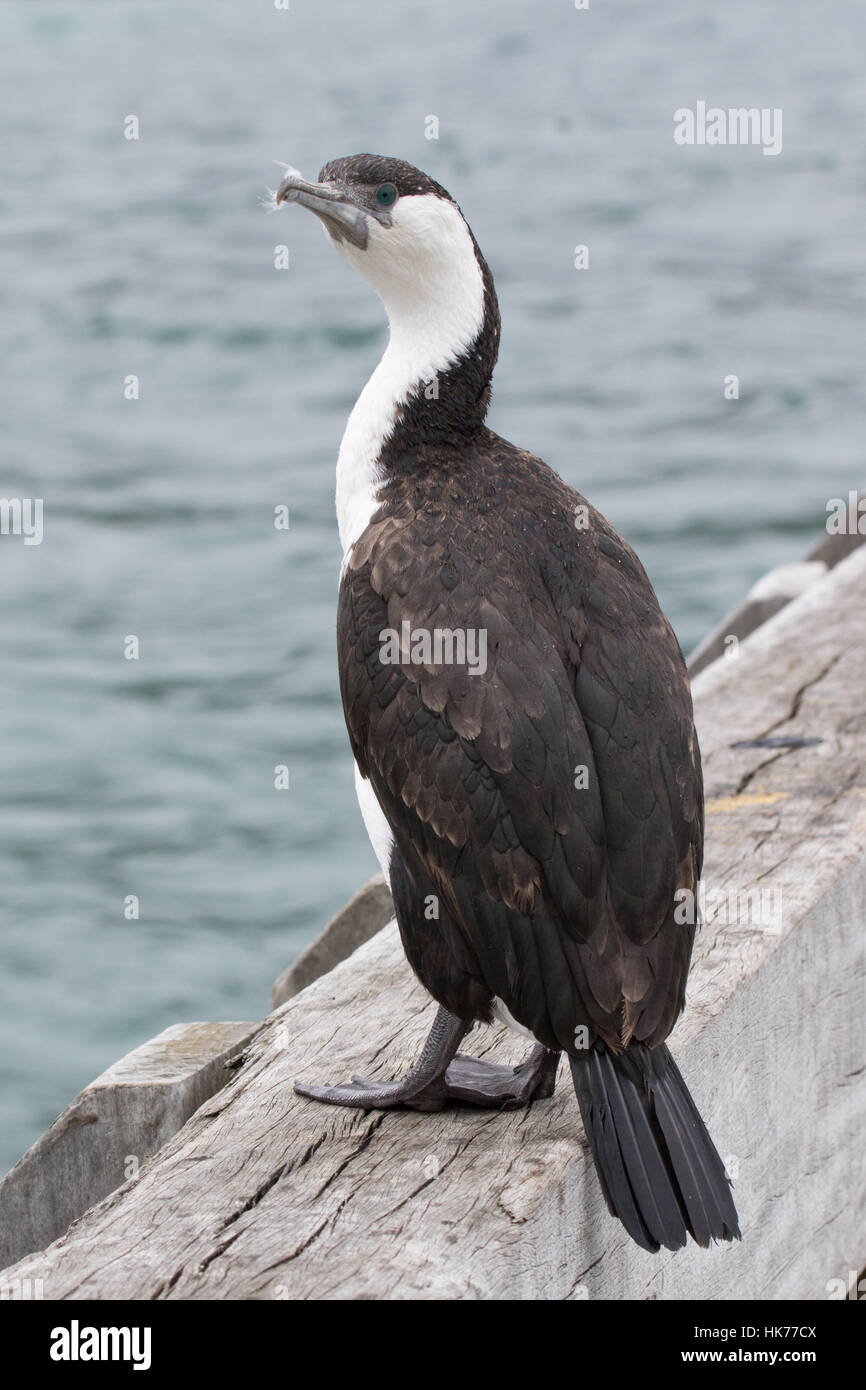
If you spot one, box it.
[275,171,370,249]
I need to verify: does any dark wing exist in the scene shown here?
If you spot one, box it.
[338,444,702,1053]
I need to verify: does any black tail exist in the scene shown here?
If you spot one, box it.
[569,1040,740,1253]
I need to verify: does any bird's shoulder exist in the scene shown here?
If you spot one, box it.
[341,428,674,681]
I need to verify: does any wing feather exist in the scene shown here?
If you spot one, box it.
[339,436,701,1051]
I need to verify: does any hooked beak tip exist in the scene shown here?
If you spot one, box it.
[271,168,373,250]
[274,163,305,205]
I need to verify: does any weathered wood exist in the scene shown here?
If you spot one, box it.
[806,493,866,570]
[271,874,393,1007]
[2,550,866,1300]
[0,1022,258,1272]
[688,524,864,676]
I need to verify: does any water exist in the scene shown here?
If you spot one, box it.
[1,0,863,1176]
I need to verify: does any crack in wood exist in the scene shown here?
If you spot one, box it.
[733,654,843,797]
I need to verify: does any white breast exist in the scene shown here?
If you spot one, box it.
[333,192,486,900]
[353,760,395,886]
[491,996,538,1042]
[333,193,486,558]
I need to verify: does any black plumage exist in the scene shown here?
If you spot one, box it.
[340,440,701,1054]
[285,154,739,1252]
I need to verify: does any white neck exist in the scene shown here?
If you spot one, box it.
[333,195,485,557]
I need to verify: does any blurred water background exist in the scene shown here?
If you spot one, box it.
[0,0,863,1175]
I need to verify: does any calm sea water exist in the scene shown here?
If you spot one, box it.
[1,0,864,1176]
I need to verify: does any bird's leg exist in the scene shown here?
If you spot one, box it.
[293,1005,470,1112]
[441,1043,560,1109]
[295,1006,560,1113]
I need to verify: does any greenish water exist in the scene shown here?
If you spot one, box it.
[1,0,864,1176]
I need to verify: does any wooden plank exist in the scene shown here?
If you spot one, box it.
[687,522,864,677]
[0,1022,258,1273]
[271,875,392,1007]
[2,550,865,1300]
[687,560,826,676]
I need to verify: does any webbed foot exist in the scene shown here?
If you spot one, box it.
[441,1044,559,1108]
[293,1004,467,1111]
[295,1000,559,1113]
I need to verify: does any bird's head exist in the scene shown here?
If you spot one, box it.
[275,154,499,380]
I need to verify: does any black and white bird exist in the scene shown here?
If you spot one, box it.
[275,154,740,1253]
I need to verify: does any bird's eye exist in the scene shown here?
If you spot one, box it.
[375,183,398,208]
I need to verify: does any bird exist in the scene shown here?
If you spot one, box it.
[275,154,740,1254]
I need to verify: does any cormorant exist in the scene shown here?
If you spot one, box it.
[275,155,740,1253]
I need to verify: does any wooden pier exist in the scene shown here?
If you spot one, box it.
[1,539,864,1299]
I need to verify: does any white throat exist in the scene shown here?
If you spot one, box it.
[333,195,486,557]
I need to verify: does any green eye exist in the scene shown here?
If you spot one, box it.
[375,183,397,207]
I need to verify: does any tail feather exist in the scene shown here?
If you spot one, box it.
[604,1049,690,1245]
[653,1054,730,1245]
[581,1049,663,1250]
[570,1041,740,1253]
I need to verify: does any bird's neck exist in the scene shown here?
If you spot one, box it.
[336,241,500,556]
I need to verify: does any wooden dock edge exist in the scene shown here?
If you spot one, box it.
[0,1022,259,1273]
[270,874,392,1007]
[687,514,864,676]
[0,881,393,1274]
[2,547,865,1299]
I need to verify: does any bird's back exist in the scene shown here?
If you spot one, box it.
[338,427,703,1054]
